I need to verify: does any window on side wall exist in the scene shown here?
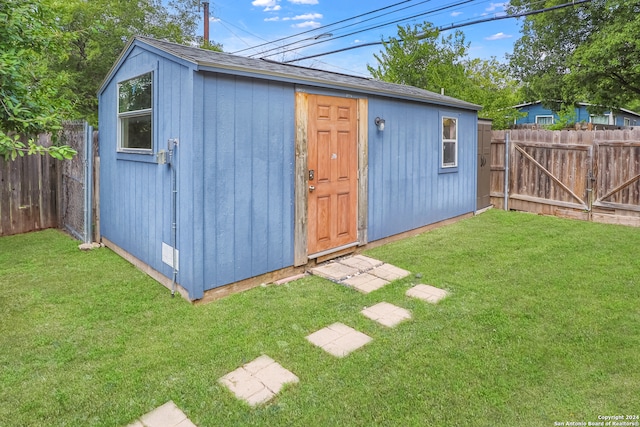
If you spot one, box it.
[535,115,554,125]
[442,116,457,168]
[118,72,152,151]
[624,118,631,126]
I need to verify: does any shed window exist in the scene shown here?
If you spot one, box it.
[118,73,152,151]
[442,117,457,168]
[535,115,554,125]
[624,118,631,126]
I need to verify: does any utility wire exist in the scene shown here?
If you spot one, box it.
[282,0,593,64]
[216,19,265,49]
[247,0,436,58]
[231,0,417,55]
[248,0,518,60]
[261,0,476,60]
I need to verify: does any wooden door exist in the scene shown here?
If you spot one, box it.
[477,121,492,209]
[307,94,358,255]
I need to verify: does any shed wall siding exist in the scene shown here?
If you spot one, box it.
[198,73,295,292]
[99,47,192,288]
[367,97,477,241]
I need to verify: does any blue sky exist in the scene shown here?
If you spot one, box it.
[200,0,523,76]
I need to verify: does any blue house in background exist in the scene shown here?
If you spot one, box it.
[514,101,640,127]
[97,36,481,301]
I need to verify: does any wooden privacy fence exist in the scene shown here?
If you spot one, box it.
[491,128,640,226]
[0,134,59,236]
[0,122,98,238]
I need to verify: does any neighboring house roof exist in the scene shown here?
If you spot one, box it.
[99,36,481,111]
[513,101,640,117]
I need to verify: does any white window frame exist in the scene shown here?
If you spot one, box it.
[624,118,631,127]
[441,116,458,168]
[117,72,153,152]
[590,114,610,125]
[535,115,554,125]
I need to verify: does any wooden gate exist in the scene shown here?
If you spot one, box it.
[592,139,640,225]
[509,134,592,219]
[490,129,640,226]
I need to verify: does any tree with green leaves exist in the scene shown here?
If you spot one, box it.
[0,0,76,160]
[52,0,220,124]
[368,23,469,98]
[368,23,522,129]
[461,57,523,130]
[1,0,221,159]
[508,0,640,113]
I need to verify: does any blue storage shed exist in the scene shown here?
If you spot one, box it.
[97,36,481,301]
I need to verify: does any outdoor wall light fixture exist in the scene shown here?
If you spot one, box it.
[375,117,386,131]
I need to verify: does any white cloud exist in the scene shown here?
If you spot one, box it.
[485,2,506,12]
[293,13,323,20]
[252,0,281,11]
[283,13,322,21]
[252,0,276,6]
[264,16,280,21]
[450,11,462,17]
[293,20,321,28]
[288,0,319,4]
[485,32,512,40]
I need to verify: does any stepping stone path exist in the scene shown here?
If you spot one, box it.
[127,401,196,427]
[361,302,412,327]
[306,322,372,357]
[310,255,410,294]
[129,256,449,416]
[406,284,448,303]
[218,355,299,406]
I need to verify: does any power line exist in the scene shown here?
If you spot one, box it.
[261,0,476,60]
[247,0,437,59]
[231,0,417,55]
[216,19,266,49]
[282,0,593,64]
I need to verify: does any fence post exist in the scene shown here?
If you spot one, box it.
[504,131,510,211]
[83,122,93,243]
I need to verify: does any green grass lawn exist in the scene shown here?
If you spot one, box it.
[1,210,639,427]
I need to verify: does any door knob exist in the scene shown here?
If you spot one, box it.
[309,185,315,192]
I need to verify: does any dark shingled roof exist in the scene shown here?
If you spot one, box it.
[108,36,481,111]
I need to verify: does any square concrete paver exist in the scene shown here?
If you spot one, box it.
[337,255,384,271]
[361,302,412,327]
[406,284,448,303]
[369,264,411,281]
[219,355,298,406]
[306,322,372,357]
[309,262,359,281]
[342,273,389,294]
[131,400,196,427]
